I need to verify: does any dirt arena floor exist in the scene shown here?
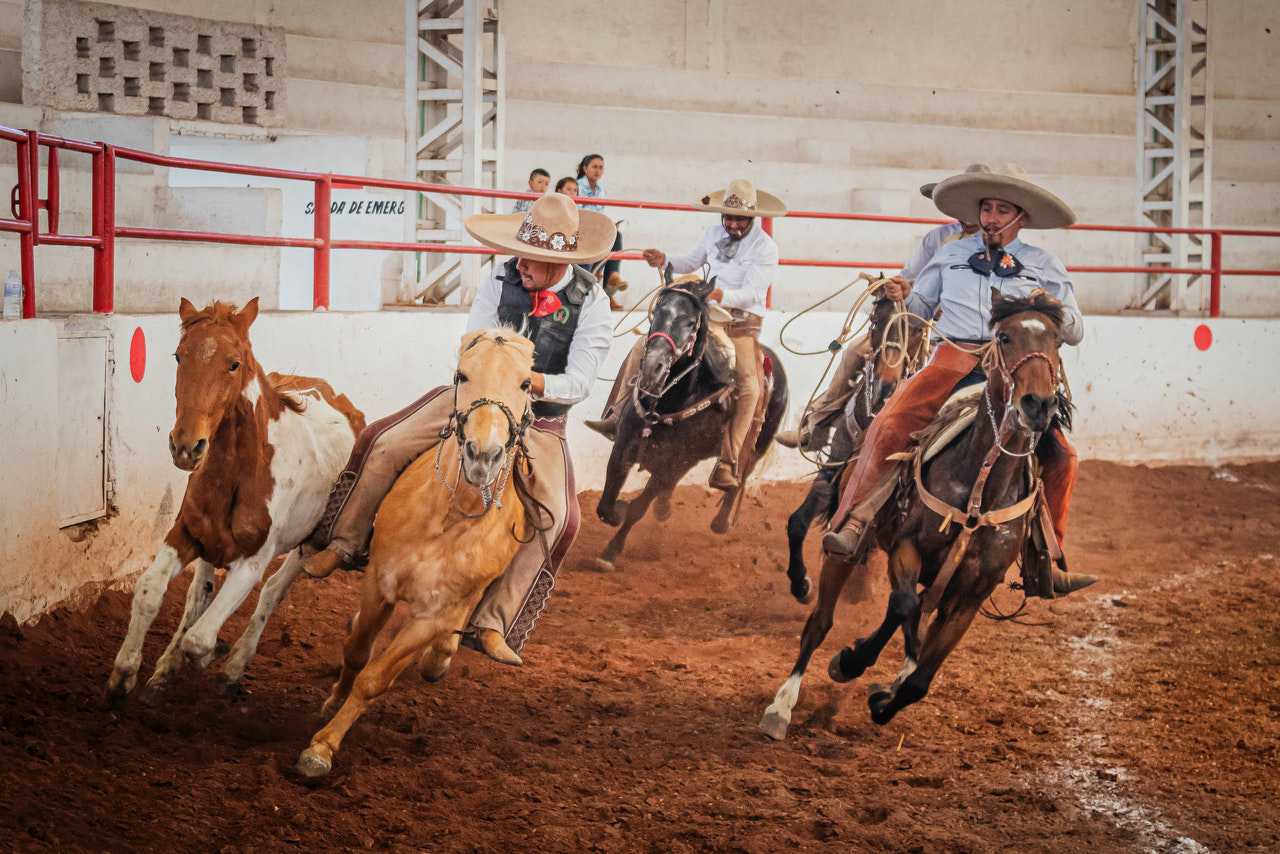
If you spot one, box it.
[1,460,1277,852]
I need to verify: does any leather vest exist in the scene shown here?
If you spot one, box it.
[495,258,596,417]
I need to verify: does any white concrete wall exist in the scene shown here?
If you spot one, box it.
[2,308,1277,622]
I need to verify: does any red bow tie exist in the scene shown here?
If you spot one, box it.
[529,288,562,318]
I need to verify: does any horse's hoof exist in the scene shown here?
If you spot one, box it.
[106,670,136,706]
[592,557,616,573]
[867,683,897,726]
[214,673,245,697]
[214,638,231,657]
[654,495,672,521]
[828,647,863,684]
[295,748,332,779]
[759,708,790,741]
[790,576,813,604]
[710,515,731,535]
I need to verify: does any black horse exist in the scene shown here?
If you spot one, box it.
[784,297,928,603]
[593,275,789,570]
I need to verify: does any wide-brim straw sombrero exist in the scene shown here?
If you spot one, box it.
[919,162,993,199]
[931,163,1076,229]
[694,178,787,218]
[465,192,617,264]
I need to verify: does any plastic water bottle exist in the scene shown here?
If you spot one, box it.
[2,271,21,320]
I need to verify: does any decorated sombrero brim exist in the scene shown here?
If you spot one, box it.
[931,164,1076,230]
[694,179,787,218]
[465,192,617,264]
[920,163,993,200]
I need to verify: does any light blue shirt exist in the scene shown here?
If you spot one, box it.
[577,180,606,212]
[900,222,966,282]
[908,233,1084,345]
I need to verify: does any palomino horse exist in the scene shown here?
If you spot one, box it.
[594,275,789,570]
[762,290,1070,738]
[296,329,536,778]
[784,296,928,603]
[107,298,365,703]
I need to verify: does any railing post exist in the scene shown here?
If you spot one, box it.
[1208,231,1222,318]
[313,175,331,310]
[762,215,774,309]
[17,133,37,318]
[92,144,116,313]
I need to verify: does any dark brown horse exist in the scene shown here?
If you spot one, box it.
[594,275,789,570]
[762,290,1070,738]
[784,297,928,603]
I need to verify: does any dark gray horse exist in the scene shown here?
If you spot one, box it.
[784,297,928,603]
[594,275,789,571]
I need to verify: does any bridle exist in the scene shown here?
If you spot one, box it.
[435,360,533,518]
[632,286,709,423]
[982,333,1060,459]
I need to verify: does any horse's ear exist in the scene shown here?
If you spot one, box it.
[690,275,716,300]
[178,297,198,323]
[234,297,260,334]
[989,286,1005,307]
[663,262,674,286]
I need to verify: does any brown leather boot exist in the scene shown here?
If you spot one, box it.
[774,429,801,449]
[585,415,618,440]
[709,461,739,491]
[476,629,523,666]
[1050,568,1097,597]
[821,517,866,559]
[301,547,352,580]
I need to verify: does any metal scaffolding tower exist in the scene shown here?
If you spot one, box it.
[401,0,505,305]
[1132,0,1213,313]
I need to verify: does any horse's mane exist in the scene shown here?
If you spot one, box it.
[180,300,240,330]
[988,293,1065,329]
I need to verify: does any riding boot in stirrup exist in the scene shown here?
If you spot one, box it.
[709,460,739,491]
[474,629,523,666]
[585,414,618,440]
[1048,566,1098,597]
[774,429,801,449]
[822,517,867,559]
[301,547,357,580]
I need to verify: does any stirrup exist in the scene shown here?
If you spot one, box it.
[821,519,866,559]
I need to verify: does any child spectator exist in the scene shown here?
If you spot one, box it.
[555,176,579,197]
[513,168,551,213]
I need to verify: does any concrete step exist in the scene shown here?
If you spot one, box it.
[509,98,1280,184]
[509,59,1280,143]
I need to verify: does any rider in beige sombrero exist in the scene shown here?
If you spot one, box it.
[777,165,989,452]
[587,178,785,491]
[821,163,1095,597]
[303,192,616,666]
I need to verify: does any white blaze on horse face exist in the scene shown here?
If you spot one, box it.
[1019,318,1048,334]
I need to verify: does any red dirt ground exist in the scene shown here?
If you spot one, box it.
[1,461,1277,853]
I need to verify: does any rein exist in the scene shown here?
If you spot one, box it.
[434,378,533,519]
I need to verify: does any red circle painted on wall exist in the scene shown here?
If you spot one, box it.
[129,326,146,383]
[1193,324,1213,352]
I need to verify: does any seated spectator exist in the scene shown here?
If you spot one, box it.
[555,176,579,197]
[576,154,627,310]
[513,168,550,213]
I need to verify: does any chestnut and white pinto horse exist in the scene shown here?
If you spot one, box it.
[107,298,365,703]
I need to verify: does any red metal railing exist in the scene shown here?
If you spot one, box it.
[4,121,1279,320]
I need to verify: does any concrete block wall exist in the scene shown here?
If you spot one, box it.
[22,0,286,126]
[1,308,1277,622]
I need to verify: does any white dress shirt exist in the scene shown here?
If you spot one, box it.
[667,219,778,317]
[467,265,613,407]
